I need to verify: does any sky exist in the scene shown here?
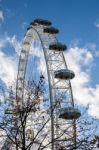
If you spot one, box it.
[0,0,99,120]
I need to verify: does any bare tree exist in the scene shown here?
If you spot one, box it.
[0,76,52,150]
[71,106,99,150]
[0,78,98,150]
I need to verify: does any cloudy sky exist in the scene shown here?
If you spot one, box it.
[0,0,99,118]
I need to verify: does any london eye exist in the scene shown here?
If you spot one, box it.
[2,19,81,150]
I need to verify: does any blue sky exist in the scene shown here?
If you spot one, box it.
[1,0,99,42]
[0,0,99,84]
[0,0,99,118]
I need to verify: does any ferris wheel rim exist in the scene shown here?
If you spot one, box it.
[16,26,74,106]
[16,19,78,150]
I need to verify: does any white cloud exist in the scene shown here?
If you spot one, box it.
[0,10,4,22]
[5,35,21,54]
[25,42,99,118]
[85,43,96,51]
[0,51,17,86]
[65,47,99,118]
[0,32,98,118]
[70,39,81,47]
[0,38,6,48]
[29,43,99,118]
[0,34,21,54]
[95,20,99,28]
[89,103,99,117]
[0,34,21,86]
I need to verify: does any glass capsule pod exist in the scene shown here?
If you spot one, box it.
[54,69,75,80]
[43,27,59,34]
[59,107,81,120]
[30,19,52,26]
[49,42,67,51]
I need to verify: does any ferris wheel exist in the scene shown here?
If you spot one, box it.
[15,19,81,150]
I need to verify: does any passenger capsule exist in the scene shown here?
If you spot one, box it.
[30,19,52,26]
[43,27,59,34]
[54,69,75,80]
[59,107,81,120]
[49,42,67,51]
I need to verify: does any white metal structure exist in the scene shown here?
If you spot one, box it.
[2,19,81,150]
